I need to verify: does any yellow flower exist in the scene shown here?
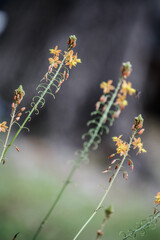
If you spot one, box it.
[155,192,160,204]
[121,80,136,96]
[132,137,146,155]
[100,80,115,94]
[113,135,128,156]
[116,142,128,156]
[0,121,8,133]
[65,51,81,69]
[49,46,61,56]
[112,135,123,145]
[115,93,128,110]
[48,56,61,68]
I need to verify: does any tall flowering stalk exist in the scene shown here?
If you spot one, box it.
[0,35,81,164]
[32,62,136,240]
[73,115,146,240]
[121,193,160,239]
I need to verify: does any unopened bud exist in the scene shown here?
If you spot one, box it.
[115,164,119,170]
[109,177,112,183]
[105,205,114,217]
[15,146,20,152]
[121,61,132,79]
[154,208,157,214]
[109,154,115,159]
[137,128,145,135]
[125,173,128,180]
[97,230,103,237]
[20,107,26,112]
[102,166,111,173]
[111,159,117,164]
[67,35,77,49]
[12,103,15,109]
[65,73,69,80]
[131,164,134,172]
[128,159,132,166]
[123,172,126,178]
[95,101,100,111]
[100,95,107,103]
[17,113,22,117]
[16,117,20,121]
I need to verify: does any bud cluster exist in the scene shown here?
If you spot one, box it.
[12,85,25,109]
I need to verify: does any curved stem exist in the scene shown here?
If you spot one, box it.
[73,130,137,240]
[31,77,124,240]
[123,211,160,240]
[0,57,66,163]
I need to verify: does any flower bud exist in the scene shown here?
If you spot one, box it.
[17,113,22,117]
[67,35,77,49]
[121,61,132,79]
[131,164,134,172]
[20,107,26,112]
[115,164,119,170]
[16,117,20,121]
[108,154,115,159]
[109,177,112,183]
[128,159,132,166]
[137,128,145,135]
[12,103,15,109]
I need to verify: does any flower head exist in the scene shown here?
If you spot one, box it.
[49,46,61,56]
[100,80,115,94]
[65,50,81,69]
[132,137,146,155]
[48,56,61,68]
[113,135,128,156]
[155,192,160,204]
[121,80,136,96]
[115,93,128,110]
[0,121,8,133]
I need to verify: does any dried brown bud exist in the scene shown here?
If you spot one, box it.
[97,230,103,236]
[109,177,112,183]
[123,172,126,178]
[128,159,132,166]
[115,164,119,170]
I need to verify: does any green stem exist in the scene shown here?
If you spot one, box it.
[0,57,66,163]
[122,211,160,240]
[32,77,124,240]
[73,130,137,240]
[0,107,16,162]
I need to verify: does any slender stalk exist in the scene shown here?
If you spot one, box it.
[32,77,124,240]
[0,107,16,162]
[73,130,137,240]
[122,211,160,240]
[0,57,66,163]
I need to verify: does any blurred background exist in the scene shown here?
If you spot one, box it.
[0,0,160,239]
